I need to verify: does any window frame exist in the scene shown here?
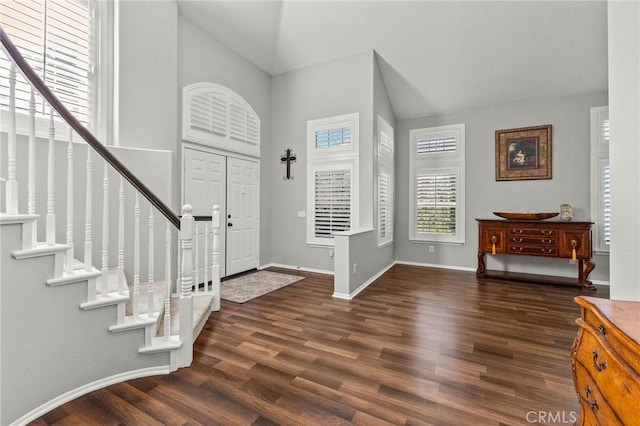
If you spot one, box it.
[590,106,610,253]
[409,123,465,244]
[306,113,360,246]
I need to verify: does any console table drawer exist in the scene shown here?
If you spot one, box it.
[507,245,557,256]
[508,236,556,245]
[508,227,556,237]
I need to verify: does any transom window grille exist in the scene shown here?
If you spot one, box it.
[409,123,465,244]
[0,0,93,125]
[315,126,351,149]
[417,136,457,155]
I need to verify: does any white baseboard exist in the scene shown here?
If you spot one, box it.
[259,262,334,276]
[394,260,476,273]
[332,261,396,300]
[10,366,171,426]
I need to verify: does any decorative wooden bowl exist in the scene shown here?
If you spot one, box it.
[493,212,559,220]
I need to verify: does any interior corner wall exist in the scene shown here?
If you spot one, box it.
[395,92,610,283]
[177,14,273,266]
[270,52,374,272]
[608,0,640,301]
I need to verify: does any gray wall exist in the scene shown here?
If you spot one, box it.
[178,13,273,267]
[270,52,374,272]
[396,92,610,283]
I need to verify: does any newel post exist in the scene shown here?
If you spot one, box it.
[211,204,221,311]
[178,204,194,366]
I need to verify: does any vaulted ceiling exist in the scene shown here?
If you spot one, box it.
[178,0,608,120]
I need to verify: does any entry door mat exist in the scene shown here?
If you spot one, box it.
[221,271,305,303]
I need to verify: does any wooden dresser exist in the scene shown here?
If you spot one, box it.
[476,219,595,288]
[572,296,640,425]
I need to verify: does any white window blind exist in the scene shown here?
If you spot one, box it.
[313,168,351,239]
[377,116,394,247]
[409,123,465,244]
[590,106,610,252]
[415,171,457,235]
[0,0,92,124]
[603,163,611,245]
[182,83,262,157]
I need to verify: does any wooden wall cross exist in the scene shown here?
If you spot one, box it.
[280,148,297,180]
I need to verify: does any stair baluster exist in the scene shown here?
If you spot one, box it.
[46,111,56,246]
[132,192,140,318]
[204,222,209,292]
[164,222,172,341]
[27,88,37,248]
[6,63,18,215]
[84,149,93,271]
[194,222,200,294]
[212,204,221,311]
[101,164,109,294]
[117,177,125,295]
[148,203,155,316]
[65,127,75,274]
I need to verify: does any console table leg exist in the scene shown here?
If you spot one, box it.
[477,251,486,278]
[578,259,596,290]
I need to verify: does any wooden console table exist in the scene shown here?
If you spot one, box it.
[476,219,595,289]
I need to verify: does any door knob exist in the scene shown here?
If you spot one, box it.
[228,223,233,227]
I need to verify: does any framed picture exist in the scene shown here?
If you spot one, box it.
[495,124,552,181]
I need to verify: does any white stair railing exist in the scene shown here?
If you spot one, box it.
[1,29,217,371]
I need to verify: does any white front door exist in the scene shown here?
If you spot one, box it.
[183,148,227,278]
[183,148,259,278]
[226,157,259,275]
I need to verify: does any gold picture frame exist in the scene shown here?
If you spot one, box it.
[495,124,552,181]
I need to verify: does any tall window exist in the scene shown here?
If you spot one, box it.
[590,106,610,252]
[409,123,465,244]
[307,113,359,246]
[377,116,394,247]
[1,0,108,131]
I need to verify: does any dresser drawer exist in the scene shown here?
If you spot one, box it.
[574,323,640,425]
[582,309,640,373]
[573,361,622,426]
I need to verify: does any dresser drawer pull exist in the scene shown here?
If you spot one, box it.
[511,247,523,252]
[592,350,607,372]
[585,385,591,399]
[512,238,523,243]
[541,230,553,235]
[541,239,553,244]
[598,325,607,335]
[512,229,523,234]
[541,248,553,254]
[588,400,599,412]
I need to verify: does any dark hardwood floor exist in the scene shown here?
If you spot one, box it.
[31,264,609,426]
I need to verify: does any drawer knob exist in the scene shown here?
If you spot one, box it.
[598,324,607,335]
[585,385,591,399]
[588,400,599,412]
[541,230,552,235]
[592,350,607,372]
[541,239,552,244]
[513,229,523,234]
[541,248,553,254]
[513,238,523,243]
[512,247,523,252]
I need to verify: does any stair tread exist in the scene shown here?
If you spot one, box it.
[156,293,214,338]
